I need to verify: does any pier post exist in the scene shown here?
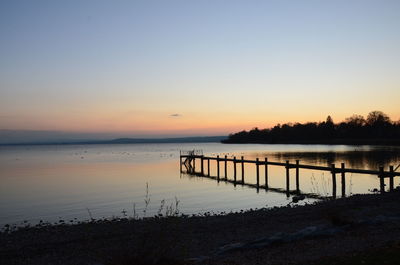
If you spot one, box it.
[265,157,268,189]
[201,156,204,175]
[180,155,182,172]
[207,158,210,176]
[331,164,336,199]
[233,157,237,183]
[256,158,260,187]
[390,165,394,192]
[295,160,300,193]
[193,157,195,172]
[379,166,385,193]
[341,163,346,197]
[241,156,245,183]
[217,155,220,179]
[286,160,290,196]
[224,155,227,179]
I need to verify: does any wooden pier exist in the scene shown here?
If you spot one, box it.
[180,151,400,198]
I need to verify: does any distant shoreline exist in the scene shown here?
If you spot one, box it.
[0,136,228,146]
[3,137,400,146]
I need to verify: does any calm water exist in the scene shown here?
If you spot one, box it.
[1,143,400,226]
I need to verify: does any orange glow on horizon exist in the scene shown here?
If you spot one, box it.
[3,108,399,136]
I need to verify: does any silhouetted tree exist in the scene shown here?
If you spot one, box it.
[366,111,392,137]
[326,115,334,125]
[345,114,366,127]
[367,111,391,126]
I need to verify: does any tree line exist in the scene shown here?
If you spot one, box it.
[222,111,400,144]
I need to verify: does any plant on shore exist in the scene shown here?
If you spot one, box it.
[143,182,151,218]
[132,203,139,219]
[135,183,181,219]
[164,197,180,217]
[310,172,331,197]
[86,207,95,221]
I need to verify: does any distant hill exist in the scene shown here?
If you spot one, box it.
[107,136,227,144]
[0,135,228,146]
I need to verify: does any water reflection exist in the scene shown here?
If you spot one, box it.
[1,143,399,226]
[268,150,400,169]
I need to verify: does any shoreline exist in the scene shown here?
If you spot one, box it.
[222,138,400,146]
[2,192,400,264]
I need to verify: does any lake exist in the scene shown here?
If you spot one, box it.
[1,143,400,227]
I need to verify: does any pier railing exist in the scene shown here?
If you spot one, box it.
[180,153,400,198]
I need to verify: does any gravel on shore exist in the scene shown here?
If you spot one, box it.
[2,192,400,265]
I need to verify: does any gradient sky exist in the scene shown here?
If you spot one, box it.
[1,0,399,137]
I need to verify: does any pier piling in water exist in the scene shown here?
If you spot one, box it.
[201,157,204,175]
[224,155,227,179]
[265,157,268,189]
[217,155,220,179]
[295,160,300,193]
[331,164,337,199]
[233,157,237,182]
[180,154,182,172]
[390,165,394,192]
[256,158,260,187]
[241,156,245,183]
[286,160,290,196]
[341,163,346,197]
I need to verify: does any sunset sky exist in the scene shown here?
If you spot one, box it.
[1,0,400,138]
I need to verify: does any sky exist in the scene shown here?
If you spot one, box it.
[1,0,400,138]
